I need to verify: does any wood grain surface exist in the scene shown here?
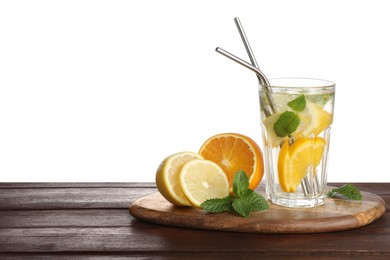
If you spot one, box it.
[129,187,386,234]
[0,182,389,258]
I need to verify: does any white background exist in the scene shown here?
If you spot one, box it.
[1,0,389,182]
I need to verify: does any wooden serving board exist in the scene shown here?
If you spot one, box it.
[129,186,386,234]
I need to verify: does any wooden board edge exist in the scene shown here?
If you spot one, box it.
[129,192,387,234]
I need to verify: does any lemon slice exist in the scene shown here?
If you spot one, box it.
[262,113,284,148]
[263,101,332,147]
[156,152,203,206]
[299,102,333,136]
[180,159,229,207]
[278,137,326,192]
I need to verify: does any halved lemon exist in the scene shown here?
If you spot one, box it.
[278,137,326,192]
[156,152,203,206]
[180,159,229,207]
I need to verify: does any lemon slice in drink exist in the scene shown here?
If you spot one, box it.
[263,101,332,147]
[156,152,203,206]
[299,102,333,136]
[262,113,284,148]
[180,159,229,207]
[278,137,326,192]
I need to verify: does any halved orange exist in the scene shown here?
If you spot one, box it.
[278,137,326,192]
[198,133,264,191]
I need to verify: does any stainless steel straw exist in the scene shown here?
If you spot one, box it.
[233,17,276,118]
[215,47,274,118]
[231,17,311,196]
[215,47,268,84]
[215,46,312,196]
[234,18,266,85]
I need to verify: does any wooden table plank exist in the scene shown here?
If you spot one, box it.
[0,182,388,258]
[0,183,388,210]
[0,187,155,210]
[1,207,387,229]
[0,221,389,255]
[0,254,388,260]
[0,182,388,192]
[347,183,390,195]
[0,182,155,189]
[0,209,132,228]
[0,184,387,216]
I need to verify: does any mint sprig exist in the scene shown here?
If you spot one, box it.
[233,168,249,197]
[327,184,362,201]
[288,95,306,112]
[273,111,300,137]
[200,196,233,212]
[200,170,269,218]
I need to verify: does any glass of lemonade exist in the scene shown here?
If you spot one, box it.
[259,78,335,208]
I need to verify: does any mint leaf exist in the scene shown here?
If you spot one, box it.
[201,196,233,213]
[288,95,306,112]
[231,191,269,217]
[233,170,249,197]
[327,184,362,201]
[232,197,252,218]
[240,188,254,198]
[201,170,269,218]
[246,192,270,211]
[273,111,300,137]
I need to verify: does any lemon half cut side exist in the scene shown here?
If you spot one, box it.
[180,159,229,208]
[156,152,203,206]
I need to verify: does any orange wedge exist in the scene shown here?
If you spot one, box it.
[278,138,291,192]
[198,133,264,191]
[278,137,326,192]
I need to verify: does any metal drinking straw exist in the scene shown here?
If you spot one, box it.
[234,18,265,84]
[215,47,268,85]
[233,17,276,118]
[215,47,312,196]
[231,17,311,196]
[214,47,274,118]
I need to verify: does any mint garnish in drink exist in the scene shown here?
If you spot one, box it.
[201,170,269,218]
[327,184,362,201]
[288,95,306,112]
[273,111,300,137]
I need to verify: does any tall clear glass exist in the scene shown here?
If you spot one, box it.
[259,78,335,208]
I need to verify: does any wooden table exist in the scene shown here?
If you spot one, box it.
[0,183,389,259]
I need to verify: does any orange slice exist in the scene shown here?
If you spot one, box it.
[278,138,291,192]
[198,133,264,191]
[278,137,326,192]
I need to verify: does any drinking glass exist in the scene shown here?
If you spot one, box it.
[259,78,335,208]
